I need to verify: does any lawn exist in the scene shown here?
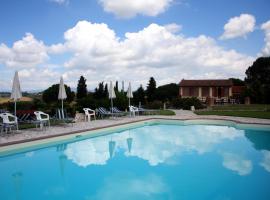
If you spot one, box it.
[211,104,270,111]
[157,109,175,115]
[195,110,270,119]
[195,104,270,119]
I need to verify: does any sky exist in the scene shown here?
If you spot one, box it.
[0,0,270,91]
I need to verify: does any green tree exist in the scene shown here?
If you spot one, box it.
[245,57,270,103]
[114,91,128,110]
[94,82,106,99]
[133,85,145,105]
[114,81,119,92]
[76,76,87,99]
[42,84,75,103]
[155,83,179,102]
[104,83,108,97]
[146,77,156,102]
[229,78,245,86]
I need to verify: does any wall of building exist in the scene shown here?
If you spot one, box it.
[180,86,232,98]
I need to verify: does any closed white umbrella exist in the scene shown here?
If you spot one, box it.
[127,137,133,153]
[126,82,133,107]
[109,140,116,158]
[58,76,67,118]
[10,71,22,116]
[59,154,67,178]
[109,81,116,112]
[127,130,133,153]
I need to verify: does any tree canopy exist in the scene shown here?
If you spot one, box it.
[76,76,87,99]
[245,57,270,103]
[229,78,245,86]
[133,84,145,105]
[94,82,108,99]
[114,81,119,92]
[155,83,179,101]
[146,77,156,102]
[42,84,75,103]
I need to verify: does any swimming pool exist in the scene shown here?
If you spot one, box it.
[0,120,270,200]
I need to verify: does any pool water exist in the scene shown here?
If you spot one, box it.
[1,123,270,200]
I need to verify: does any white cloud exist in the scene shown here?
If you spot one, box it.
[220,14,256,40]
[164,23,182,33]
[98,0,173,18]
[64,124,244,167]
[65,136,110,167]
[89,173,169,200]
[48,43,66,54]
[64,21,119,56]
[49,0,69,5]
[221,152,252,175]
[0,33,48,68]
[1,21,254,91]
[260,20,270,56]
[260,150,270,172]
[58,21,253,89]
[18,68,61,91]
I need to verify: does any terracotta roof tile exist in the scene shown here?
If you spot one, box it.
[179,79,233,87]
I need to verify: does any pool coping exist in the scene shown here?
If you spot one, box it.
[0,117,270,149]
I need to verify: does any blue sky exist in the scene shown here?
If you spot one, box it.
[0,0,270,91]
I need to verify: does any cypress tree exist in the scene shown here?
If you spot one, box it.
[77,76,87,99]
[115,81,119,92]
[146,77,156,102]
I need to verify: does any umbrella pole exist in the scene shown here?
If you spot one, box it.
[61,99,64,119]
[14,101,16,116]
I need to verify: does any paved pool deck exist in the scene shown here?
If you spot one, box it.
[1,110,270,147]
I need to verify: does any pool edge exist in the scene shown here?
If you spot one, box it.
[0,118,270,156]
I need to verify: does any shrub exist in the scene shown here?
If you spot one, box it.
[42,84,75,103]
[158,109,175,115]
[0,101,36,112]
[171,98,183,109]
[76,96,110,112]
[146,100,163,109]
[114,92,128,111]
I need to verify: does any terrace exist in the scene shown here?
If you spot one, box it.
[1,109,270,147]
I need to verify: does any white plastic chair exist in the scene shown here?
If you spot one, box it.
[34,111,50,130]
[129,106,139,117]
[0,113,18,133]
[83,108,96,122]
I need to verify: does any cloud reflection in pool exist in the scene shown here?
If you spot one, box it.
[64,124,256,175]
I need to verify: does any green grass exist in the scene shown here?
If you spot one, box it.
[195,104,270,119]
[211,104,270,111]
[195,110,270,119]
[156,109,176,116]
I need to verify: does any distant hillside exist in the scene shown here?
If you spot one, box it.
[0,97,33,104]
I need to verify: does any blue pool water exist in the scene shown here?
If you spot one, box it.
[1,122,270,200]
